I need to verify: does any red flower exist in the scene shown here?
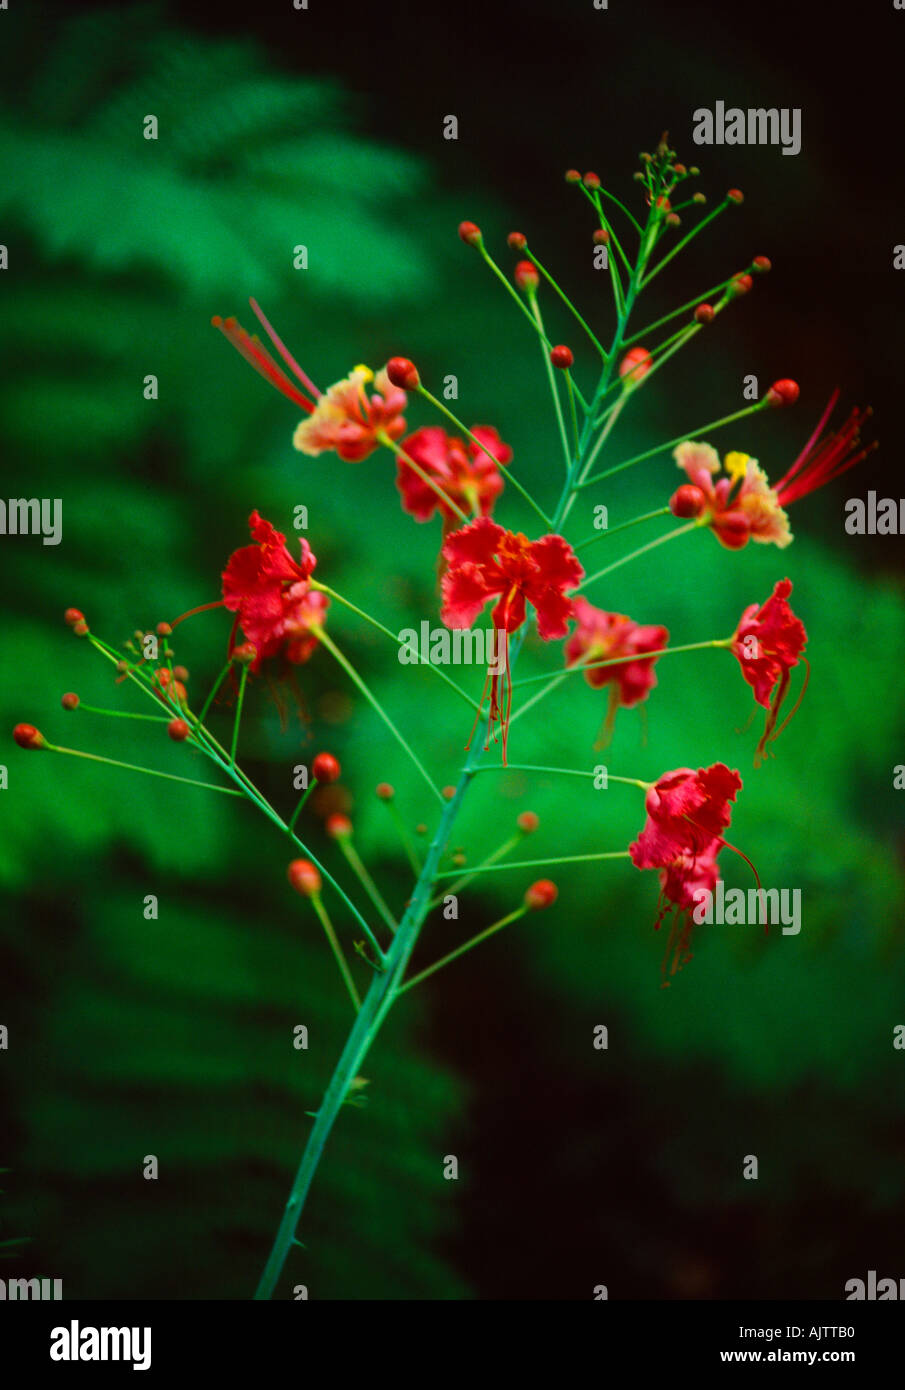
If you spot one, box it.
[396,425,509,528]
[670,394,874,551]
[629,763,742,870]
[565,598,669,746]
[221,511,328,671]
[732,579,808,765]
[630,763,744,982]
[440,517,584,762]
[213,300,406,463]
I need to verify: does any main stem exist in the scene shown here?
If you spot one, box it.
[254,193,661,1298]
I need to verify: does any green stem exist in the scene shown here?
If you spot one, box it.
[311,894,361,1012]
[197,660,233,726]
[311,581,479,712]
[530,294,572,473]
[73,705,170,723]
[524,248,608,360]
[288,783,315,835]
[435,850,632,876]
[641,199,730,286]
[573,507,671,552]
[381,433,468,524]
[44,743,244,797]
[426,830,522,907]
[512,638,731,689]
[472,764,647,787]
[229,664,248,768]
[398,907,528,993]
[338,837,398,935]
[315,626,444,804]
[577,522,697,591]
[578,401,766,489]
[416,384,551,527]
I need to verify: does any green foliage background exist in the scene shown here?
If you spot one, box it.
[0,3,903,1299]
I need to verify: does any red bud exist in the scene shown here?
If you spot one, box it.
[752,255,772,273]
[619,346,652,382]
[583,172,601,189]
[375,782,394,800]
[288,858,322,897]
[167,718,190,741]
[514,260,540,292]
[312,752,341,784]
[458,221,482,248]
[592,228,609,245]
[525,879,558,910]
[72,619,89,637]
[693,303,715,325]
[156,621,172,637]
[727,188,744,204]
[564,169,582,183]
[669,484,706,519]
[767,379,800,408]
[233,642,257,665]
[507,231,527,249]
[326,813,353,839]
[61,692,80,710]
[13,723,46,750]
[385,356,419,390]
[517,811,539,834]
[550,345,574,370]
[64,608,84,627]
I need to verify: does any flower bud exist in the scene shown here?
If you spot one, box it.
[415,823,428,836]
[592,228,609,245]
[326,813,353,839]
[375,782,394,800]
[156,621,172,637]
[116,659,130,675]
[13,723,46,750]
[665,212,681,227]
[514,260,540,293]
[452,852,467,868]
[767,379,800,408]
[517,811,539,834]
[312,752,341,784]
[288,858,322,897]
[61,692,80,710]
[619,346,652,383]
[173,665,189,683]
[692,192,707,204]
[693,303,715,325]
[442,785,456,800]
[458,221,482,248]
[525,879,558,910]
[385,356,419,391]
[550,345,574,370]
[752,255,772,274]
[669,484,706,519]
[72,619,90,636]
[167,717,190,741]
[582,171,601,189]
[728,273,753,297]
[507,231,527,250]
[689,166,700,176]
[727,188,744,204]
[233,642,257,665]
[673,162,687,176]
[64,607,84,627]
[564,169,582,183]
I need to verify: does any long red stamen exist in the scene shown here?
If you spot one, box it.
[212,316,315,412]
[248,298,321,400]
[775,394,875,506]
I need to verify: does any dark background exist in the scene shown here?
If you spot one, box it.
[1,0,903,1301]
